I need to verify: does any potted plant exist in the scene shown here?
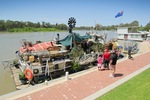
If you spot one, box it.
[19,72,27,84]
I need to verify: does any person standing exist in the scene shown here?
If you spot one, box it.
[103,49,110,70]
[128,46,133,59]
[97,54,103,71]
[109,50,119,77]
[56,33,60,44]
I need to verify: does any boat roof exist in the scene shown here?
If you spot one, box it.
[118,31,149,35]
[20,41,55,53]
[117,27,150,35]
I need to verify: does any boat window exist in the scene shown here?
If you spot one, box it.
[131,34,133,38]
[141,35,144,38]
[135,34,138,38]
[124,34,128,39]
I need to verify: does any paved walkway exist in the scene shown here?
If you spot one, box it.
[1,51,150,100]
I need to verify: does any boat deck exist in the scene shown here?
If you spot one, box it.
[10,66,31,90]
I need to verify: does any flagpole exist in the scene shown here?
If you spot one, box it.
[115,10,124,25]
[119,16,123,25]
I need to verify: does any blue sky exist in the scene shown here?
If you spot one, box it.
[0,0,150,27]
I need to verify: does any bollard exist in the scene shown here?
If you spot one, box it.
[65,71,69,80]
[45,80,48,85]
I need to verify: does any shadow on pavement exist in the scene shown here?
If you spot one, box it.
[114,73,124,77]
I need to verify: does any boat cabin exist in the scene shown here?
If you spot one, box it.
[117,27,149,41]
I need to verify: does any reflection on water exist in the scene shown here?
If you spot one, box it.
[0,30,117,96]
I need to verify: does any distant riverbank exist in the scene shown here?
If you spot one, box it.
[0,27,67,33]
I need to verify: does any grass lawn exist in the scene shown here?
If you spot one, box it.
[97,68,150,100]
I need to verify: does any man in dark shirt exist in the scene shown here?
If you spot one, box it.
[109,50,119,77]
[128,46,133,59]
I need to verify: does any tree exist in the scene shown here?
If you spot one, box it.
[45,22,51,28]
[0,20,5,31]
[56,24,67,30]
[42,21,46,28]
[5,20,15,30]
[95,24,102,30]
[14,21,24,28]
[130,20,139,27]
[129,21,139,32]
[35,22,41,28]
[145,22,150,31]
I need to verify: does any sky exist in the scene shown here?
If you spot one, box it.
[0,0,150,27]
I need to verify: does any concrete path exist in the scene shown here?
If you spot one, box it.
[1,51,150,100]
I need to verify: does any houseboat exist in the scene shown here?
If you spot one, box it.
[117,27,149,41]
[2,39,73,88]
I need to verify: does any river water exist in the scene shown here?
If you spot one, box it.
[0,30,117,96]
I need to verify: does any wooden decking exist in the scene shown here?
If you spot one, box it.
[10,66,30,90]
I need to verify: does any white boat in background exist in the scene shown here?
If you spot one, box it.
[117,27,150,41]
[86,31,98,37]
[86,31,107,44]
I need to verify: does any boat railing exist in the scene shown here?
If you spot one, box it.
[45,59,50,76]
[2,58,16,69]
[15,52,27,72]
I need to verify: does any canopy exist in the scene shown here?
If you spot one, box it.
[59,33,91,46]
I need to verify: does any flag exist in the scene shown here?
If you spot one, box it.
[115,11,124,18]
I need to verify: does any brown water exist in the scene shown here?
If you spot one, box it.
[0,31,117,96]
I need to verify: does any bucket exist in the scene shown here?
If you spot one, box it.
[29,56,34,62]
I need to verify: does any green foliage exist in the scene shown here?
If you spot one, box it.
[0,19,67,32]
[8,27,62,32]
[130,20,139,26]
[68,46,84,71]
[1,19,150,32]
[72,62,82,72]
[19,72,27,84]
[91,43,104,52]
[138,26,146,31]
[68,46,84,62]
[145,22,150,31]
[19,72,26,80]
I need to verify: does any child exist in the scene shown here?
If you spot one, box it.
[97,54,103,71]
[103,49,110,70]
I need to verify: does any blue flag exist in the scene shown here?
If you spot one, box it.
[115,11,124,18]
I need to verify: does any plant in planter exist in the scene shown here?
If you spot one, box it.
[68,46,84,62]
[68,46,84,72]
[72,62,82,72]
[19,72,27,84]
[91,42,104,53]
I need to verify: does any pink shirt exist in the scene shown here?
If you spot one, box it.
[97,57,103,64]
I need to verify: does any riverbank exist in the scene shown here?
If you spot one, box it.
[0,27,67,33]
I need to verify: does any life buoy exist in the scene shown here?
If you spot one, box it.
[25,68,33,80]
